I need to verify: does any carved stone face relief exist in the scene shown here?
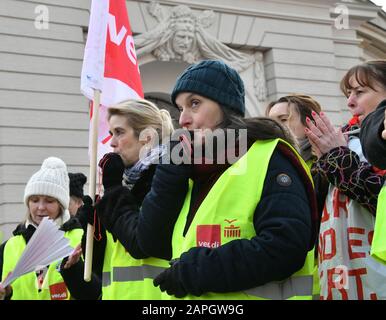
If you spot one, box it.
[172,29,195,55]
[134,2,268,104]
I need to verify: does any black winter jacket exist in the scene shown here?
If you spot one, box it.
[360,99,386,170]
[98,163,191,260]
[103,143,317,295]
[60,166,158,300]
[60,163,190,299]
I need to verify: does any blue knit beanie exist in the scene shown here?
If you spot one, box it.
[171,60,245,117]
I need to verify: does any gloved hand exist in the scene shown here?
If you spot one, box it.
[153,260,188,298]
[99,152,125,190]
[76,195,106,242]
[178,130,193,163]
[164,129,193,165]
[0,283,12,300]
[95,186,139,232]
[75,195,95,229]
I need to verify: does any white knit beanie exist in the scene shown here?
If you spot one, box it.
[24,157,70,211]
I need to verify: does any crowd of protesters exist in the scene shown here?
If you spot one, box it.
[1,59,385,300]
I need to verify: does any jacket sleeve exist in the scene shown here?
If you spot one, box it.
[360,100,386,169]
[136,164,191,260]
[60,259,102,300]
[311,169,329,221]
[102,164,191,260]
[316,146,385,215]
[174,148,313,294]
[95,186,147,259]
[59,221,103,300]
[80,226,107,281]
[0,240,13,300]
[0,241,5,281]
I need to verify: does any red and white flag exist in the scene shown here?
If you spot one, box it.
[81,0,144,162]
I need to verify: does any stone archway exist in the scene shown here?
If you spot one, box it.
[140,59,189,128]
[135,2,267,117]
[146,92,180,128]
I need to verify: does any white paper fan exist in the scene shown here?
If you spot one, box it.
[1,217,74,287]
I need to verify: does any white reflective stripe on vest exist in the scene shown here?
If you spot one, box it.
[102,272,111,287]
[102,265,166,286]
[244,275,313,300]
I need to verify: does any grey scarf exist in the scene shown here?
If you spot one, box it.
[299,138,313,162]
[122,144,167,190]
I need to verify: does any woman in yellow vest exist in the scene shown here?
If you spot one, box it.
[61,99,180,300]
[0,157,83,300]
[136,60,318,299]
[266,94,328,299]
[305,60,386,299]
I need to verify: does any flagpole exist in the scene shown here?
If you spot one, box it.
[81,0,144,282]
[84,89,100,282]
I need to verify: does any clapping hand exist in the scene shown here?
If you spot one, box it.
[305,111,347,158]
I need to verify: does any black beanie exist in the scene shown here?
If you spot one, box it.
[68,172,87,199]
[171,60,245,117]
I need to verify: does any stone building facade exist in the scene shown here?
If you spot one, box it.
[0,0,385,240]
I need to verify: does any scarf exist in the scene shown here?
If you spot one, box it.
[298,138,313,162]
[122,144,167,190]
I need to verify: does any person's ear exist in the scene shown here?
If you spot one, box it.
[141,134,152,146]
[139,127,158,147]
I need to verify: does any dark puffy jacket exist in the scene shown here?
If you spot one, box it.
[360,99,386,169]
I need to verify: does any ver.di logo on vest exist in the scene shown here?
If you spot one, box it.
[49,282,68,300]
[196,225,221,248]
[196,219,241,248]
[224,219,241,238]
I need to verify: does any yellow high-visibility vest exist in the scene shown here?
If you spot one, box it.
[2,228,82,300]
[169,139,315,300]
[371,183,386,263]
[101,231,168,300]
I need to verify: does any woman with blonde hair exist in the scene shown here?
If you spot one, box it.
[0,157,83,300]
[61,98,185,300]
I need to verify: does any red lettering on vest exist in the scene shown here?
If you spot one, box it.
[196,225,221,248]
[320,205,330,223]
[347,227,366,259]
[348,268,367,300]
[368,230,374,246]
[319,228,336,263]
[332,188,348,218]
[49,282,68,300]
[370,292,378,300]
[326,267,348,300]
